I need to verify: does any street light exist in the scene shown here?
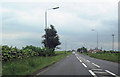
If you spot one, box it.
[44,7,59,47]
[91,29,98,50]
[52,7,59,9]
[112,34,115,51]
[45,7,59,29]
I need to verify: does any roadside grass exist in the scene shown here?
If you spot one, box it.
[81,52,120,63]
[55,51,67,54]
[2,51,71,75]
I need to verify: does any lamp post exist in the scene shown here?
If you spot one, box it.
[44,7,59,47]
[112,34,115,51]
[45,7,59,29]
[92,29,98,50]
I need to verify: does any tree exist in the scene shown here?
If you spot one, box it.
[81,47,87,52]
[77,48,81,52]
[77,47,87,53]
[42,25,61,52]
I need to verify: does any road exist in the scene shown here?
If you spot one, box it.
[36,52,119,77]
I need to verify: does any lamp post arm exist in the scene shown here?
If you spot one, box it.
[45,10,47,29]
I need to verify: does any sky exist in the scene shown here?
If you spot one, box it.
[0,0,119,51]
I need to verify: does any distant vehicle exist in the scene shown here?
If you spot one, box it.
[72,52,75,54]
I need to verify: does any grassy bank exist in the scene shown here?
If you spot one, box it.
[2,51,71,75]
[81,52,120,63]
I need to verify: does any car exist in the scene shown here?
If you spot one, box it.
[72,52,75,54]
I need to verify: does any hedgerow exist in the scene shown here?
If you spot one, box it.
[2,45,55,62]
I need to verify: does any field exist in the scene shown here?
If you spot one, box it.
[2,51,71,75]
[81,52,120,63]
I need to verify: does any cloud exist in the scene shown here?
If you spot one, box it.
[1,1,118,50]
[1,0,119,3]
[2,32,43,39]
[2,6,45,27]
[2,32,43,48]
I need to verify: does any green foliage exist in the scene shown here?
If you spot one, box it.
[42,25,61,51]
[77,47,87,53]
[2,45,58,62]
[82,51,120,63]
[2,51,71,75]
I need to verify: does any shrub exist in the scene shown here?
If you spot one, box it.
[2,45,57,62]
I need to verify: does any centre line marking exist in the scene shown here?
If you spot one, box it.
[92,63,100,68]
[79,60,82,62]
[88,70,97,77]
[105,70,118,77]
[82,63,87,68]
[76,56,79,60]
[76,56,82,62]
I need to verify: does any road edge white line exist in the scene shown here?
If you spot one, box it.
[105,70,118,77]
[88,70,97,77]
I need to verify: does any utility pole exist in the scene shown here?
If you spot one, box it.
[112,34,115,51]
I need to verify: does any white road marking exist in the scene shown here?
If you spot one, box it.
[76,56,82,62]
[79,60,82,62]
[86,60,90,62]
[92,69,102,71]
[88,70,97,77]
[94,71,107,74]
[92,63,100,68]
[105,70,118,77]
[75,54,78,55]
[82,63,87,68]
[76,56,79,60]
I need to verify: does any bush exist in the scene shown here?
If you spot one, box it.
[2,45,57,62]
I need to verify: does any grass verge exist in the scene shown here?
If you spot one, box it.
[81,52,120,63]
[2,51,71,75]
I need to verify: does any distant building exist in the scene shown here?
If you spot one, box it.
[88,49,101,53]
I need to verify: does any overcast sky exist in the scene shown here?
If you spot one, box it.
[0,0,119,51]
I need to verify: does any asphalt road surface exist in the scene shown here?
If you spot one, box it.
[37,52,119,77]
